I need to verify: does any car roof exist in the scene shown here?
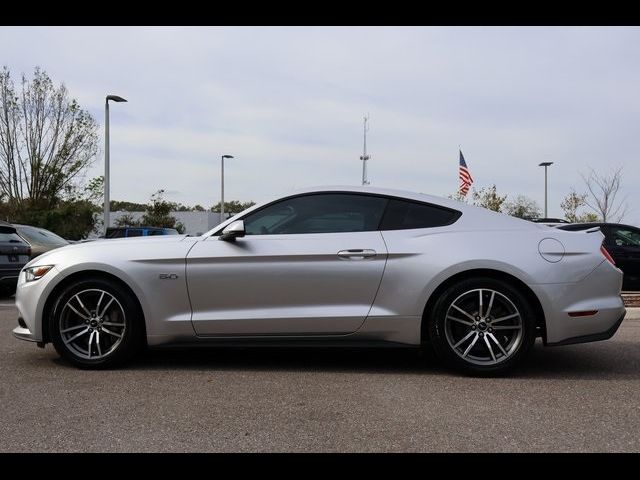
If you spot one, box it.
[291,185,460,206]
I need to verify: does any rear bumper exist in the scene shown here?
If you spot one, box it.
[546,311,625,346]
[532,259,626,345]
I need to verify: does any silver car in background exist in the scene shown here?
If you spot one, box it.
[12,186,625,375]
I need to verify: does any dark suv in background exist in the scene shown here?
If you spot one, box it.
[557,222,640,291]
[0,222,31,296]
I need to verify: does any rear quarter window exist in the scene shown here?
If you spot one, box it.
[380,199,461,230]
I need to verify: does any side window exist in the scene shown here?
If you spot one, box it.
[243,194,388,235]
[379,199,461,230]
[127,229,143,237]
[610,227,640,247]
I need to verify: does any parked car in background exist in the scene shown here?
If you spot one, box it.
[12,224,70,259]
[0,222,31,295]
[105,226,179,238]
[557,222,640,291]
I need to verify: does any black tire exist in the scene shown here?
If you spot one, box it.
[49,277,144,369]
[427,277,536,376]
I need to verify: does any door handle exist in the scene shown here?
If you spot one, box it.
[337,249,377,260]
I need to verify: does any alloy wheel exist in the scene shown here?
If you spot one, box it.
[58,288,127,360]
[444,288,523,366]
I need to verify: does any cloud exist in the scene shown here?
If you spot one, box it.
[2,26,639,222]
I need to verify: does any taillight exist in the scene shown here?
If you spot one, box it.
[601,245,615,266]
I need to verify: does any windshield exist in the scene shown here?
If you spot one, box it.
[17,225,68,246]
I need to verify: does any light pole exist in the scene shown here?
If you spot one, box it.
[220,155,234,222]
[539,162,553,218]
[104,95,127,234]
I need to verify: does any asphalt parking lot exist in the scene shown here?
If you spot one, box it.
[1,297,639,452]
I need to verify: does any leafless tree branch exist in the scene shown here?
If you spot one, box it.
[581,166,627,222]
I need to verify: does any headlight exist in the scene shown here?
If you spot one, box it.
[23,265,54,282]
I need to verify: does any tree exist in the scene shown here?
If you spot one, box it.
[560,189,598,222]
[503,195,541,220]
[447,191,469,203]
[0,66,99,209]
[211,200,256,214]
[472,185,507,212]
[582,166,627,222]
[140,189,185,233]
[110,200,148,212]
[114,212,138,227]
[0,67,100,240]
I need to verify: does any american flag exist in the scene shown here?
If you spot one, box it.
[458,150,473,196]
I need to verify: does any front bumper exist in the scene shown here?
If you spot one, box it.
[12,266,61,344]
[12,325,38,342]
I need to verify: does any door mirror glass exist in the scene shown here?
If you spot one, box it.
[219,220,245,241]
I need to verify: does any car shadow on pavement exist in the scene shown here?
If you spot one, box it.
[102,339,640,380]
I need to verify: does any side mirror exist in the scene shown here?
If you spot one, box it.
[219,220,245,241]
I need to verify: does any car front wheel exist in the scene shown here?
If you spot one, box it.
[49,278,143,369]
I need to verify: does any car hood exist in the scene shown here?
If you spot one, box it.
[24,234,197,269]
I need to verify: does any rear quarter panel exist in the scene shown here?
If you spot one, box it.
[373,225,607,318]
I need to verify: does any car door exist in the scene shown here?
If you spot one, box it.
[186,193,389,336]
[605,225,640,289]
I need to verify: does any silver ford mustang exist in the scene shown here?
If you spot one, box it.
[12,186,625,375]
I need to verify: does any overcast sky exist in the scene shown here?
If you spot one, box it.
[2,26,639,222]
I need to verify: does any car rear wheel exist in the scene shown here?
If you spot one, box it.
[50,278,143,369]
[428,277,536,376]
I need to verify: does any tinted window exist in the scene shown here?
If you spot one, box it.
[0,232,24,243]
[106,229,126,238]
[610,227,640,247]
[147,229,178,236]
[16,225,68,246]
[380,199,460,230]
[243,194,388,235]
[127,229,143,237]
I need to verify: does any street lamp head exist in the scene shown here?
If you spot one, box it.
[222,155,234,159]
[539,162,553,167]
[106,95,128,103]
